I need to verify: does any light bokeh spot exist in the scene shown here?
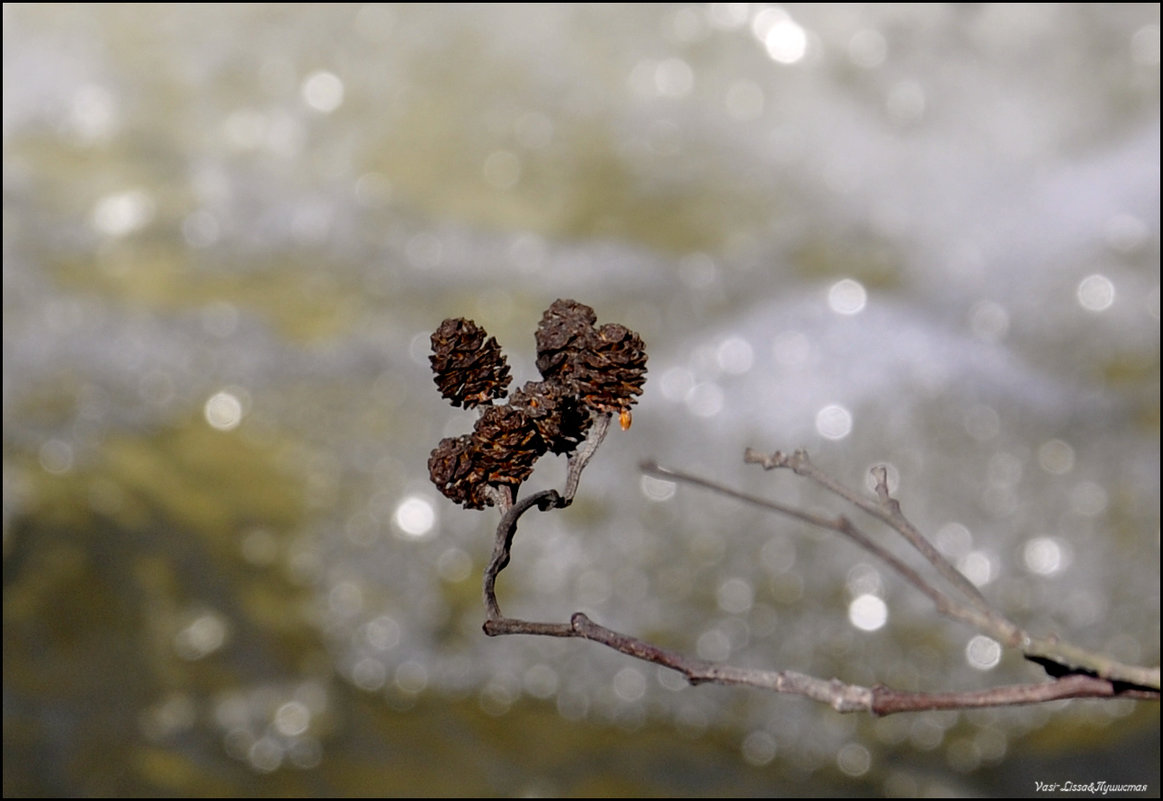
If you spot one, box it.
[1023,536,1070,576]
[91,188,154,237]
[301,70,344,113]
[394,495,435,538]
[1077,274,1115,311]
[204,390,244,431]
[39,439,74,475]
[828,279,867,315]
[848,594,887,632]
[816,404,853,440]
[741,730,778,766]
[754,9,808,64]
[965,635,1002,670]
[640,474,676,502]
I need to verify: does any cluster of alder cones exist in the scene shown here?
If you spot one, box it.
[427,299,647,509]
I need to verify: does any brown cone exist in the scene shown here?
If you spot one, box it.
[429,317,512,408]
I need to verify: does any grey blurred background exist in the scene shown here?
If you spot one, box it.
[3,4,1158,796]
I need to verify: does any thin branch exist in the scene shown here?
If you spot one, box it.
[867,673,1159,715]
[480,448,1158,710]
[644,451,1159,692]
[743,448,1001,624]
[745,449,1159,690]
[639,460,1010,643]
[563,413,611,502]
[573,612,1158,714]
[483,413,610,622]
[483,488,562,620]
[1020,635,1161,692]
[488,595,1155,715]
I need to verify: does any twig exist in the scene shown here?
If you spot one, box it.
[563,413,610,502]
[644,450,1160,692]
[743,448,1000,623]
[486,558,1155,713]
[483,488,562,620]
[481,441,1158,708]
[743,448,1159,690]
[640,460,1012,640]
[482,413,610,623]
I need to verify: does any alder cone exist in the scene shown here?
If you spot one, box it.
[426,300,649,510]
[470,404,546,497]
[509,380,593,455]
[427,435,487,509]
[574,323,648,414]
[427,404,546,510]
[534,299,597,382]
[429,317,511,408]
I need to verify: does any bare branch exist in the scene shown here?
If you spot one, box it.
[648,450,1159,693]
[483,488,561,620]
[488,600,1155,715]
[741,448,1159,691]
[563,412,611,502]
[639,460,1011,643]
[482,412,610,623]
[868,674,1160,714]
[743,448,1002,626]
[481,450,1158,710]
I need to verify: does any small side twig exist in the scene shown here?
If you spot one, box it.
[639,460,1008,639]
[482,413,610,625]
[483,487,562,620]
[743,448,1003,626]
[563,413,610,502]
[742,448,1159,690]
[644,449,1159,692]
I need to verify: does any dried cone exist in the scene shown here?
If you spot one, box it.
[427,300,649,510]
[509,380,593,455]
[534,299,597,384]
[471,404,546,497]
[429,317,512,408]
[427,405,545,510]
[574,322,648,415]
[427,434,489,509]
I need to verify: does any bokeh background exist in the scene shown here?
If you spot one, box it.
[3,4,1159,796]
